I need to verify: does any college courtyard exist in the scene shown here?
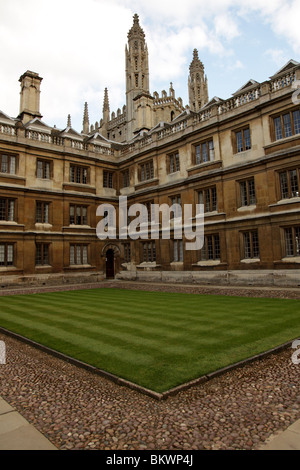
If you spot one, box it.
[0,280,300,451]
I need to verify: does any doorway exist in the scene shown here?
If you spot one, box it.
[106,249,115,279]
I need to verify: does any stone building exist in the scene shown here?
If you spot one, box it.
[0,14,300,287]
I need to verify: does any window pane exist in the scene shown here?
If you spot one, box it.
[214,235,220,259]
[1,155,8,173]
[195,145,201,165]
[82,207,87,225]
[179,239,183,261]
[274,117,283,140]
[205,189,211,212]
[45,162,50,179]
[43,245,49,265]
[211,187,217,211]
[173,240,178,262]
[76,206,81,224]
[289,170,299,197]
[283,113,292,137]
[244,232,251,258]
[240,181,248,206]
[44,203,49,223]
[295,227,300,256]
[7,245,13,265]
[36,202,42,223]
[0,199,6,220]
[70,246,75,265]
[293,110,300,134]
[209,140,215,161]
[248,179,256,205]
[0,245,4,265]
[207,236,213,259]
[82,246,88,264]
[70,205,75,224]
[36,244,42,265]
[76,246,81,264]
[236,131,243,152]
[285,228,294,256]
[244,128,251,150]
[202,143,208,162]
[252,231,260,258]
[8,200,14,221]
[10,156,16,175]
[280,172,289,199]
[70,166,75,182]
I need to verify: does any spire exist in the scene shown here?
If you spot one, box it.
[67,114,71,128]
[82,102,89,134]
[188,49,208,111]
[127,13,145,43]
[103,88,110,113]
[189,49,204,72]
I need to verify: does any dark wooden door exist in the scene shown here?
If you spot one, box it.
[106,249,114,279]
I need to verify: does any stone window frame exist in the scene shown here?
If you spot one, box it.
[69,204,88,226]
[197,186,218,213]
[69,243,89,266]
[0,153,18,175]
[36,201,51,224]
[238,177,256,207]
[0,197,16,222]
[139,159,154,182]
[0,243,14,267]
[241,229,260,260]
[167,151,180,174]
[70,164,89,185]
[193,138,215,165]
[271,107,300,141]
[232,125,251,154]
[278,167,300,200]
[103,170,115,189]
[141,241,156,262]
[283,226,300,257]
[36,158,52,179]
[35,243,50,266]
[200,233,221,261]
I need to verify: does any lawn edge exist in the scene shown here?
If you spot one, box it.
[0,326,295,400]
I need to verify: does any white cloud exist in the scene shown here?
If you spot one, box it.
[0,0,298,131]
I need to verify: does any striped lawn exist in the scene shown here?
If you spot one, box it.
[0,288,299,392]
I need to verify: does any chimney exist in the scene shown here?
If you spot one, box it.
[18,70,43,123]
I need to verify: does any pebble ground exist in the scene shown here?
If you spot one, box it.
[0,281,299,450]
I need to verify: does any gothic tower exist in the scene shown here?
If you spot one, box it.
[188,49,209,112]
[125,14,152,140]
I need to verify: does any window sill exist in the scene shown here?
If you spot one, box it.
[235,149,251,156]
[195,259,221,266]
[0,266,17,272]
[241,258,260,264]
[281,256,300,264]
[237,204,257,212]
[136,262,160,269]
[270,197,300,207]
[0,220,18,225]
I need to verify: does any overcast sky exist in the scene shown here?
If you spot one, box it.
[0,0,299,132]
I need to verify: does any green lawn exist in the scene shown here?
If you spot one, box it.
[0,288,299,392]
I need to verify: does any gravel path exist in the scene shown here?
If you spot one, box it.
[0,281,299,450]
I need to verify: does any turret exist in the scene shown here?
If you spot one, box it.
[125,14,152,139]
[188,49,209,112]
[82,102,90,134]
[18,70,43,123]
